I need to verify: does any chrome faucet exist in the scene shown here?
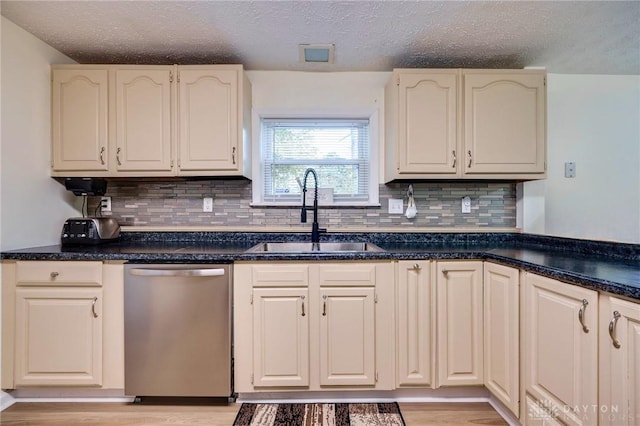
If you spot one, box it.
[301,168,327,243]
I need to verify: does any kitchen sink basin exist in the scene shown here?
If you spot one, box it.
[246,241,385,253]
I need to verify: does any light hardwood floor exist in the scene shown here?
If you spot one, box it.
[0,402,508,425]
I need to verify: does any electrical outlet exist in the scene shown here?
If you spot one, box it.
[388,198,404,214]
[565,161,576,178]
[100,197,111,212]
[203,197,213,212]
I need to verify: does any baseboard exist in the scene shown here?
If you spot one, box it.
[488,394,521,426]
[0,391,16,411]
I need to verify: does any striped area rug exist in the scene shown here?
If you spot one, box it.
[233,402,405,426]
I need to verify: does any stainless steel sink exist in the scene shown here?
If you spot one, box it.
[246,241,385,253]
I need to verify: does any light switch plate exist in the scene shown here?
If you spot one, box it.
[203,197,213,212]
[461,196,471,214]
[388,198,404,214]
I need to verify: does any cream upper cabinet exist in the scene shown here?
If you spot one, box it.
[463,70,546,176]
[384,68,546,182]
[385,70,459,180]
[114,68,174,173]
[599,294,640,426]
[178,66,250,176]
[524,272,598,426]
[252,287,309,387]
[51,68,109,172]
[483,262,520,418]
[51,64,251,178]
[436,261,484,386]
[396,260,434,387]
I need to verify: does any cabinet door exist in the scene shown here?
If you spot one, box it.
[524,273,598,426]
[599,295,640,426]
[253,288,309,387]
[397,260,434,387]
[484,262,520,417]
[115,69,173,172]
[436,261,483,386]
[319,287,376,386]
[178,68,239,173]
[463,71,545,174]
[397,72,458,175]
[14,287,103,386]
[52,69,109,171]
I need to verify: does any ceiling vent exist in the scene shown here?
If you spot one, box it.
[299,44,335,64]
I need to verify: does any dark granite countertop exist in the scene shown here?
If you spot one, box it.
[2,232,639,301]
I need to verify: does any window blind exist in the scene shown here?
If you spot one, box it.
[261,118,371,204]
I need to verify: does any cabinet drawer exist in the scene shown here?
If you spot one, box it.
[251,264,309,287]
[16,261,102,287]
[318,264,376,286]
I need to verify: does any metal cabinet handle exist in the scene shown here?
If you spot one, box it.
[322,295,327,316]
[452,150,457,168]
[50,272,59,279]
[301,295,306,317]
[232,147,236,165]
[99,147,105,165]
[92,297,98,318]
[413,263,421,271]
[116,147,122,166]
[578,299,590,333]
[442,269,449,277]
[129,268,225,277]
[609,311,621,349]
[468,150,472,168]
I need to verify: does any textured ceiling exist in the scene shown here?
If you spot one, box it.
[1,1,639,74]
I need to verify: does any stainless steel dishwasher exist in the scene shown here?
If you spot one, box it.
[124,264,232,399]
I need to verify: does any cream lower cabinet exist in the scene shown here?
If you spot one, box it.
[523,273,598,426]
[2,260,124,390]
[436,261,484,386]
[252,287,309,387]
[15,286,103,387]
[396,260,434,387]
[599,294,640,426]
[484,262,520,418]
[234,261,394,392]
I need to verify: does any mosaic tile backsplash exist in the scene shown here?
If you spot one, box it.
[87,180,516,229]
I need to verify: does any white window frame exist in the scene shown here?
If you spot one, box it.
[251,108,380,207]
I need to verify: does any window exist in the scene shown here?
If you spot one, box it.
[253,113,379,206]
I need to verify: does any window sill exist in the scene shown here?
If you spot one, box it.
[250,202,381,208]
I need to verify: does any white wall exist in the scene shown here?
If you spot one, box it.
[522,74,640,243]
[1,17,78,251]
[246,71,389,183]
[0,17,78,409]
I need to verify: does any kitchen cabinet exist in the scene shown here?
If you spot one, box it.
[317,265,377,386]
[599,294,640,426]
[51,68,109,172]
[384,70,459,179]
[233,261,394,392]
[50,64,251,178]
[114,67,174,174]
[384,68,546,181]
[1,260,124,390]
[483,262,520,418]
[178,66,250,176]
[463,70,546,175]
[523,272,598,426]
[436,261,484,386]
[396,260,434,387]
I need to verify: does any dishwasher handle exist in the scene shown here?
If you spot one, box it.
[128,268,226,277]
